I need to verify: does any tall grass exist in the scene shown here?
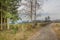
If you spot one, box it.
[0,22,49,40]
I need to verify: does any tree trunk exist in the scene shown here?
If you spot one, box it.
[4,18,6,30]
[1,13,3,30]
[30,0,33,21]
[7,18,10,30]
[34,0,37,21]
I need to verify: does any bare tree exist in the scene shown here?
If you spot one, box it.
[18,0,44,22]
[30,0,44,22]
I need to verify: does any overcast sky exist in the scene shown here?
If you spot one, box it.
[17,0,60,22]
[42,0,60,20]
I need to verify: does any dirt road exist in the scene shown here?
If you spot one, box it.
[28,23,58,40]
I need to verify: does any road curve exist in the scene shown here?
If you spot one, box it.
[28,23,58,40]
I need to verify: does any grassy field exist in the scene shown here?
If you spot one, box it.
[0,22,48,40]
[52,23,60,40]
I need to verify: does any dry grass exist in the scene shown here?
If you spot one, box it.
[0,23,48,40]
[0,31,15,40]
[52,23,60,40]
